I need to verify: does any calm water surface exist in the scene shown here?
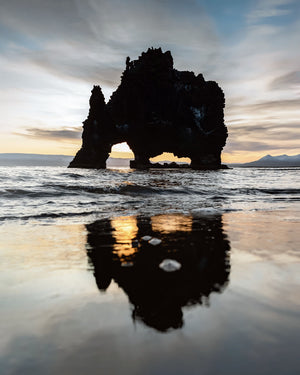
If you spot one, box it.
[0,167,299,374]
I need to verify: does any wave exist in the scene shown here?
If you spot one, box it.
[2,188,78,198]
[256,188,300,195]
[118,184,191,195]
[40,183,193,196]
[3,184,300,200]
[58,172,85,179]
[0,210,101,222]
[222,187,300,196]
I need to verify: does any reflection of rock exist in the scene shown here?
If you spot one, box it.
[86,214,231,332]
[69,47,228,170]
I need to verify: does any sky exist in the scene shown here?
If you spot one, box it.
[0,0,299,163]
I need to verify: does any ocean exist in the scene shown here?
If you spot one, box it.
[1,166,299,222]
[0,166,299,374]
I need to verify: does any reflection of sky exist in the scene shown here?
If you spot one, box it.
[111,216,139,257]
[0,0,299,162]
[110,214,194,260]
[151,214,193,234]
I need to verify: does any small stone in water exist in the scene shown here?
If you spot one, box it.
[121,261,134,267]
[159,259,181,272]
[149,238,162,246]
[142,235,152,241]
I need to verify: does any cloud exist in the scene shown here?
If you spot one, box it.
[230,121,300,131]
[0,0,219,88]
[225,98,300,144]
[269,71,300,90]
[229,98,300,114]
[210,0,300,94]
[15,127,82,141]
[247,0,294,23]
[225,140,281,152]
[30,53,123,86]
[225,138,300,152]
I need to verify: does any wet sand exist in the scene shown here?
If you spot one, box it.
[0,210,299,375]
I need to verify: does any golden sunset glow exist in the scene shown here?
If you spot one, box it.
[111,216,138,258]
[109,151,134,159]
[0,223,87,266]
[0,134,81,156]
[151,214,193,234]
[150,153,191,164]
[223,211,300,263]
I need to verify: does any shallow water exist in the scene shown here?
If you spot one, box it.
[0,167,299,374]
[0,166,299,223]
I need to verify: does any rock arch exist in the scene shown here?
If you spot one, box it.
[69,48,228,169]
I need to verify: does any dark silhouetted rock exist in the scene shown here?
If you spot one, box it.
[69,48,228,169]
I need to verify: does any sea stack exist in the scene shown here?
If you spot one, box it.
[69,47,228,169]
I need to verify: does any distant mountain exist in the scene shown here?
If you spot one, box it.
[151,160,189,165]
[0,153,73,166]
[3,153,298,168]
[239,154,300,167]
[0,153,132,167]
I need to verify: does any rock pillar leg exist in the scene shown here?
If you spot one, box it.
[191,153,223,169]
[69,145,110,169]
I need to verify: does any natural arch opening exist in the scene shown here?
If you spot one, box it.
[106,142,134,168]
[150,153,191,166]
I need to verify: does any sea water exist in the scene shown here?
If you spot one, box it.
[0,166,299,222]
[0,167,299,375]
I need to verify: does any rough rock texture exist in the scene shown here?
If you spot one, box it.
[69,47,228,169]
